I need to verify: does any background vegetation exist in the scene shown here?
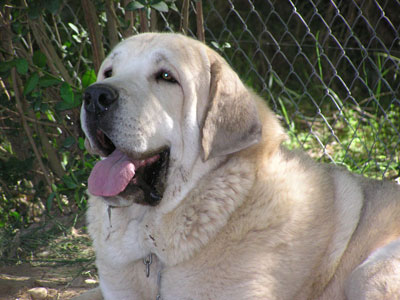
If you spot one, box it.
[0,0,399,261]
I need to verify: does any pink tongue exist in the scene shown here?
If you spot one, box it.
[88,150,135,197]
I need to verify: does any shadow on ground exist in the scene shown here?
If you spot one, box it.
[0,213,97,300]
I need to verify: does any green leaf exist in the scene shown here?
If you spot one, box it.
[63,136,75,148]
[126,1,145,11]
[11,21,23,35]
[0,60,13,75]
[51,183,58,192]
[138,0,149,5]
[72,34,82,43]
[78,137,86,150]
[45,110,56,122]
[63,175,78,189]
[23,73,40,96]
[64,41,72,49]
[57,83,81,111]
[15,58,28,75]
[55,99,80,111]
[40,103,49,113]
[39,75,61,87]
[9,211,21,222]
[211,41,220,49]
[28,3,42,19]
[68,23,80,35]
[55,102,69,111]
[55,94,81,111]
[45,0,60,14]
[82,69,97,88]
[33,51,47,68]
[33,99,42,112]
[47,192,56,211]
[60,82,74,104]
[151,1,168,12]
[169,2,179,13]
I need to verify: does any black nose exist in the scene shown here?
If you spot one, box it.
[83,84,118,116]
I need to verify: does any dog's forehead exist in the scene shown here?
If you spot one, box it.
[106,34,201,68]
[114,35,180,60]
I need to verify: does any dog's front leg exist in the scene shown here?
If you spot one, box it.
[345,238,400,299]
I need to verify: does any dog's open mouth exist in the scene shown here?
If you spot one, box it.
[87,130,169,207]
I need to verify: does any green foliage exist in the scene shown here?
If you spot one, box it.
[0,0,184,253]
[56,83,82,111]
[126,0,177,13]
[0,2,101,235]
[82,70,97,89]
[15,58,29,75]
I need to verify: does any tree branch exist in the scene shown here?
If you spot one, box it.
[105,0,119,48]
[196,0,205,43]
[150,9,158,32]
[180,0,190,35]
[28,17,74,85]
[11,68,53,189]
[122,0,135,38]
[81,0,105,73]
[139,9,149,32]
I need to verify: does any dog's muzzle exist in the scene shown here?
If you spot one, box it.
[82,83,169,207]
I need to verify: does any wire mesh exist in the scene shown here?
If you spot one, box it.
[190,0,400,179]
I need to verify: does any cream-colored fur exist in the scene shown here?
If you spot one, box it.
[77,33,400,300]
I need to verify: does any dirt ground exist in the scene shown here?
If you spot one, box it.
[0,214,98,300]
[0,261,97,300]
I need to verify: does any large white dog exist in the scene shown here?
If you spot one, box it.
[77,33,400,300]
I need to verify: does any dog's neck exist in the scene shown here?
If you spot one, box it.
[144,153,256,266]
[157,153,226,214]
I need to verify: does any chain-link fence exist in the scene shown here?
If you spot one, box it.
[162,0,400,180]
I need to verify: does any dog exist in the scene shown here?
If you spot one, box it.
[76,33,400,300]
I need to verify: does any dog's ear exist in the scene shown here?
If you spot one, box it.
[201,52,262,161]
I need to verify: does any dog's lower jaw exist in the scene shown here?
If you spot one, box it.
[101,182,161,207]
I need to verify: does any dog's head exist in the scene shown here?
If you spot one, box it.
[81,33,262,208]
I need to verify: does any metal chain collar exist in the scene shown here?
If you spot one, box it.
[143,253,162,300]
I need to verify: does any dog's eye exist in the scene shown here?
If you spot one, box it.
[104,68,112,78]
[156,70,177,83]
